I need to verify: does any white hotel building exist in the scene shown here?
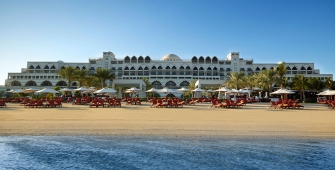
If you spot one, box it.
[3,52,333,92]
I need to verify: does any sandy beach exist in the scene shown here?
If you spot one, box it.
[0,102,335,139]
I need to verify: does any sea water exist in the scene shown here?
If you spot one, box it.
[0,136,334,170]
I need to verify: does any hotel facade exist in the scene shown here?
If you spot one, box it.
[3,52,333,92]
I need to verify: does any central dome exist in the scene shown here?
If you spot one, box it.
[161,54,182,61]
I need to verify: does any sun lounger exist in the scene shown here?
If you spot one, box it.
[0,101,6,108]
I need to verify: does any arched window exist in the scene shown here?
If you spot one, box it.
[307,67,312,70]
[41,81,52,86]
[292,66,297,70]
[179,66,185,70]
[166,66,170,69]
[207,67,212,71]
[131,56,137,63]
[76,66,80,70]
[199,67,204,70]
[270,67,274,70]
[35,65,41,69]
[152,81,163,89]
[82,66,86,70]
[124,67,129,70]
[165,81,177,89]
[180,81,190,87]
[185,66,191,70]
[193,67,198,71]
[199,56,204,64]
[11,81,21,86]
[56,81,67,87]
[158,66,163,69]
[124,56,130,63]
[262,67,267,70]
[29,65,34,69]
[301,66,306,70]
[138,56,144,63]
[25,81,37,86]
[71,82,77,87]
[144,67,149,70]
[212,56,218,64]
[44,65,49,69]
[205,56,211,64]
[172,66,176,69]
[138,67,143,70]
[50,65,56,69]
[151,66,156,69]
[213,67,218,70]
[286,66,291,70]
[255,67,260,71]
[145,56,151,63]
[192,56,197,63]
[130,67,135,70]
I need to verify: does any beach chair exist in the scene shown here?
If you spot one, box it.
[55,100,62,107]
[292,102,304,109]
[269,101,278,109]
[73,98,82,105]
[135,98,141,105]
[114,100,121,107]
[0,101,6,108]
[155,100,167,108]
[20,98,30,106]
[108,99,115,107]
[211,100,218,108]
[90,100,102,108]
[24,101,36,108]
[151,99,158,107]
[216,100,227,108]
[45,100,56,107]
[81,98,91,105]
[33,100,44,108]
[167,100,177,107]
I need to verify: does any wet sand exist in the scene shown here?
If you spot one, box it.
[0,102,335,139]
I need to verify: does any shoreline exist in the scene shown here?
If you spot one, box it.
[1,102,335,139]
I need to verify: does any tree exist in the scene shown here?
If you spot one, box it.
[292,74,308,102]
[58,66,76,88]
[307,77,325,93]
[325,77,333,89]
[54,86,60,91]
[243,74,255,89]
[184,79,197,98]
[224,71,245,89]
[141,77,152,91]
[259,69,278,94]
[276,62,287,88]
[73,69,88,87]
[94,68,115,88]
[83,75,101,88]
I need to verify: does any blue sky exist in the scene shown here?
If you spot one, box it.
[0,0,334,85]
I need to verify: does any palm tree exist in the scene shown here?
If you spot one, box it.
[243,75,255,89]
[94,68,115,88]
[58,66,76,88]
[224,71,245,89]
[276,62,287,88]
[307,77,325,93]
[73,69,88,87]
[259,69,278,94]
[141,77,153,91]
[325,77,333,89]
[83,75,101,88]
[184,79,197,98]
[292,74,308,102]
